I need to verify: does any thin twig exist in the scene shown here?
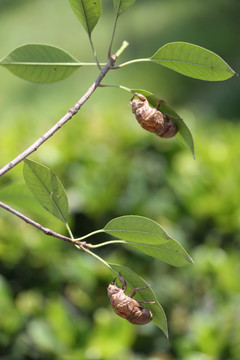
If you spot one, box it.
[0,54,117,178]
[0,201,73,243]
[0,201,96,249]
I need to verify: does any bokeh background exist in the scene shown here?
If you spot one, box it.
[0,0,240,359]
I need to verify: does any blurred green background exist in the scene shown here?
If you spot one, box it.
[0,0,240,359]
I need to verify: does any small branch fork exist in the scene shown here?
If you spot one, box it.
[0,200,123,261]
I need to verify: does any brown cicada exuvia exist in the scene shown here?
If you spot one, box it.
[107,274,155,325]
[130,92,180,138]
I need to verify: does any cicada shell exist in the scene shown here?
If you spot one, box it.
[130,93,178,138]
[107,275,154,325]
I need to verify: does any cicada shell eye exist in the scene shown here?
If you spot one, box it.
[130,99,143,113]
[107,283,119,297]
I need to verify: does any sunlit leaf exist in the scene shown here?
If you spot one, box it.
[0,44,81,83]
[108,263,168,336]
[151,42,237,81]
[23,159,68,223]
[131,89,195,158]
[68,0,102,34]
[104,215,194,266]
[113,0,136,14]
[128,241,193,267]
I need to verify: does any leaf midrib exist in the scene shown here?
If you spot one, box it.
[151,58,231,72]
[127,241,192,262]
[29,165,66,223]
[0,62,82,66]
[80,0,91,36]
[105,228,170,237]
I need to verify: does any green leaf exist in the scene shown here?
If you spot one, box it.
[151,42,237,81]
[68,0,102,34]
[0,44,81,83]
[104,215,171,243]
[104,215,194,267]
[108,263,168,336]
[113,0,136,14]
[128,241,193,267]
[23,159,68,223]
[131,89,195,158]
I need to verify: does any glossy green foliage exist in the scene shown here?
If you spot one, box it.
[0,44,80,83]
[113,0,136,14]
[0,0,239,358]
[104,216,193,266]
[1,82,240,359]
[68,0,102,34]
[109,263,168,336]
[131,88,195,158]
[151,42,237,81]
[23,157,192,268]
[23,159,68,223]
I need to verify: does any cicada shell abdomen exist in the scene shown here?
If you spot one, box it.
[130,93,178,138]
[107,277,153,325]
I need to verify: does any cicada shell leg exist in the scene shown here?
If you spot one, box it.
[129,285,151,298]
[118,273,127,291]
[163,113,182,122]
[155,99,166,110]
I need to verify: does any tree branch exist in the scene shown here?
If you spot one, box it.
[0,54,117,178]
[0,201,73,243]
[0,201,100,249]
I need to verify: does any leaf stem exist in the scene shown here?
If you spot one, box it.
[65,222,75,240]
[79,245,119,275]
[99,83,132,94]
[88,239,126,248]
[88,35,102,71]
[113,58,151,69]
[74,229,105,242]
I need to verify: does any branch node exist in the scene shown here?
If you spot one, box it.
[74,240,90,249]
[68,106,78,115]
